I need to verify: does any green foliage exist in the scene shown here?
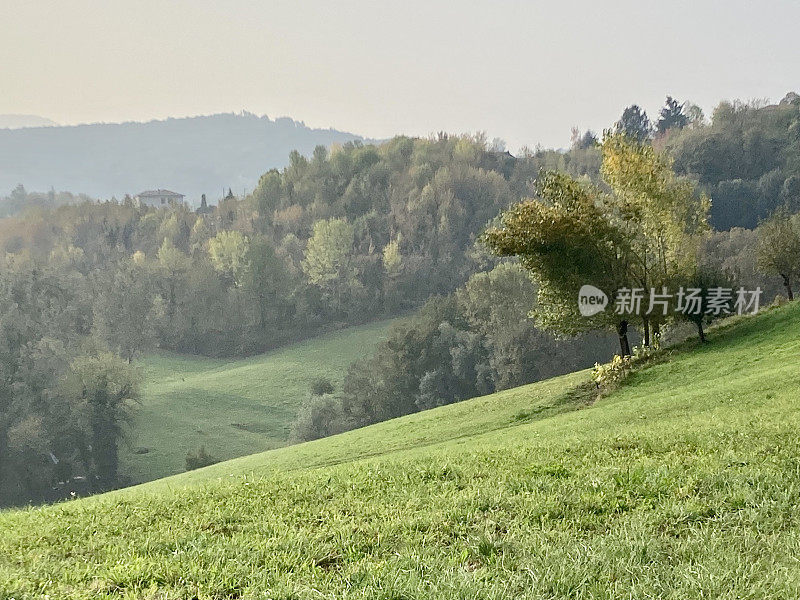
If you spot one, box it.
[665,94,800,228]
[302,218,358,314]
[756,208,800,299]
[92,259,162,363]
[310,376,335,396]
[0,133,606,357]
[60,354,141,485]
[485,134,710,349]
[291,394,347,442]
[615,104,652,144]
[208,230,249,284]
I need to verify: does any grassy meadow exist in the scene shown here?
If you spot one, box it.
[2,303,800,598]
[122,318,402,484]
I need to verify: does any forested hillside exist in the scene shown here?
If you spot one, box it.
[664,93,800,229]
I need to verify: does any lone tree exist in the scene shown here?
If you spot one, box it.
[484,134,710,354]
[757,208,800,300]
[483,171,635,356]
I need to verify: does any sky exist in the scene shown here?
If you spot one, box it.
[2,0,799,150]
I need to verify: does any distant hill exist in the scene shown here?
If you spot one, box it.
[0,114,58,129]
[0,113,368,203]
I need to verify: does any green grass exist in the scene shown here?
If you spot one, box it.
[122,318,402,483]
[2,304,800,598]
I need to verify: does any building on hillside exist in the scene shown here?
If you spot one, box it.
[134,189,185,208]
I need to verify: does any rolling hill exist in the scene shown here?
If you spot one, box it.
[122,318,403,484]
[2,303,800,598]
[0,113,368,202]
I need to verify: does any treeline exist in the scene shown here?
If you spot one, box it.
[0,135,601,358]
[0,184,94,218]
[665,93,800,229]
[599,92,800,230]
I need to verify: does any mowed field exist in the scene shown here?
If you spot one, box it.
[2,303,800,598]
[122,318,402,484]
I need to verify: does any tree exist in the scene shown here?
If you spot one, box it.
[600,133,710,343]
[208,230,249,286]
[484,171,635,355]
[302,218,358,314]
[616,105,652,144]
[457,262,541,388]
[61,353,140,487]
[92,260,161,362]
[656,96,689,135]
[684,102,706,129]
[484,135,710,353]
[757,208,800,300]
[243,235,293,331]
[570,128,598,150]
[157,239,192,318]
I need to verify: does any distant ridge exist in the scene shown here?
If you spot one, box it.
[0,114,58,129]
[0,113,369,202]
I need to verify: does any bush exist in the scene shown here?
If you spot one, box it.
[185,446,219,471]
[591,339,660,390]
[773,294,789,307]
[291,395,347,442]
[591,354,633,389]
[310,376,335,396]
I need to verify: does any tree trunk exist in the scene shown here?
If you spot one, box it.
[642,318,651,347]
[617,320,631,356]
[783,275,794,301]
[696,320,706,343]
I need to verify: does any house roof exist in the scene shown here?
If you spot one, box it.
[136,189,185,198]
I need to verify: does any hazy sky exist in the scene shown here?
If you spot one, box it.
[2,0,799,150]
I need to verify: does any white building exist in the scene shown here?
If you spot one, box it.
[135,189,185,208]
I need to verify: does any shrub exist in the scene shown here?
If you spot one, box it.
[591,354,633,388]
[291,395,346,442]
[773,294,788,307]
[310,376,335,396]
[185,446,219,471]
[592,338,660,390]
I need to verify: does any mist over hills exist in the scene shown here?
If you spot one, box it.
[0,113,368,203]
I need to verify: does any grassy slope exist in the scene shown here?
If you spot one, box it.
[123,318,401,483]
[2,304,800,598]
